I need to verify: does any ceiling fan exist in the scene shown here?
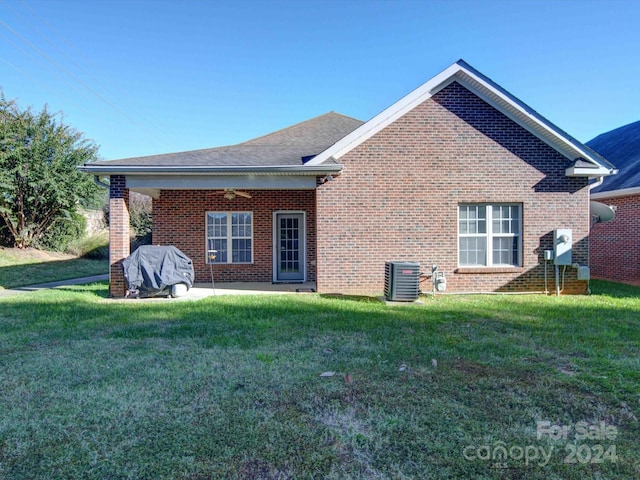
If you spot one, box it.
[217,189,252,200]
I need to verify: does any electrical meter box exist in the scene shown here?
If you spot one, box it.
[553,229,572,266]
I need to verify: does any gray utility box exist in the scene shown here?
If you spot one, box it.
[384,261,420,301]
[553,228,572,266]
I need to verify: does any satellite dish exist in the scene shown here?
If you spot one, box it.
[590,201,616,224]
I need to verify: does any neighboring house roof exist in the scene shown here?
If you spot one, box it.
[587,120,640,199]
[80,112,363,174]
[307,60,617,179]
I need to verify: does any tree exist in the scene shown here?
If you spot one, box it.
[0,91,101,248]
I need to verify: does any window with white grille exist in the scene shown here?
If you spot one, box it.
[206,212,253,264]
[458,204,521,267]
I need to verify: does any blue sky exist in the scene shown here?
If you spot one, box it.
[1,0,639,160]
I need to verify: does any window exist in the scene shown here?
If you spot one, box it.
[206,212,253,263]
[458,204,521,267]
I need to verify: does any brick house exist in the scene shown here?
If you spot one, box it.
[587,120,640,284]
[80,60,616,297]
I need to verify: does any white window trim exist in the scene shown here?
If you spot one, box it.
[458,204,522,268]
[205,211,254,264]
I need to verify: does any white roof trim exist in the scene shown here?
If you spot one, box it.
[443,70,604,168]
[126,174,318,191]
[307,60,615,176]
[591,186,640,199]
[78,164,342,176]
[565,165,616,178]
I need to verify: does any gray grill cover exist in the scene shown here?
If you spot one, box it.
[122,245,194,296]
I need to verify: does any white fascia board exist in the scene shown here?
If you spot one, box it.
[125,174,318,190]
[448,71,616,172]
[591,186,640,199]
[78,164,342,176]
[451,72,579,159]
[565,165,617,177]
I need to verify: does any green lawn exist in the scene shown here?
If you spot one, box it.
[0,281,638,479]
[0,249,108,289]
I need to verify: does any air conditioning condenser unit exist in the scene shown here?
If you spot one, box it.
[384,261,420,301]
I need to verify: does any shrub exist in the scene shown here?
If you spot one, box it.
[129,193,152,239]
[40,210,87,252]
[102,192,152,246]
[66,230,109,259]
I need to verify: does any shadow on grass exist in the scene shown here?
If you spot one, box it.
[589,279,640,298]
[55,283,111,299]
[1,281,638,351]
[319,293,382,303]
[1,280,638,379]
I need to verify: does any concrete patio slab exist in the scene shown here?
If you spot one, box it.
[0,276,317,300]
[172,282,317,300]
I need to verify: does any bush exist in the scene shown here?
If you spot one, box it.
[102,192,152,242]
[129,193,152,238]
[66,230,109,259]
[40,210,87,252]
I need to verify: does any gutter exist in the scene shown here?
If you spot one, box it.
[78,164,344,176]
[591,186,640,200]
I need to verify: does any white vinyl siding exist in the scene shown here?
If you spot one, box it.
[459,204,521,267]
[206,212,253,264]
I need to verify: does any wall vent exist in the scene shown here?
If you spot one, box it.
[384,261,420,301]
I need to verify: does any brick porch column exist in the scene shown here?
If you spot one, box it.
[109,175,130,297]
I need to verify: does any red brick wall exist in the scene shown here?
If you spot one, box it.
[152,190,316,283]
[108,175,130,297]
[590,194,640,284]
[316,81,590,295]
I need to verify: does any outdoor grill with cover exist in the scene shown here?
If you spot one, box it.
[122,245,194,298]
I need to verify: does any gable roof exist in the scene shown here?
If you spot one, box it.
[306,60,617,178]
[80,112,363,174]
[588,120,640,198]
[80,60,615,182]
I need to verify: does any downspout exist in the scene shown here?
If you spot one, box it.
[93,175,110,189]
[584,175,604,295]
[589,176,604,191]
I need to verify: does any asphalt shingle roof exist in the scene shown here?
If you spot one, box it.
[92,112,364,167]
[587,120,640,193]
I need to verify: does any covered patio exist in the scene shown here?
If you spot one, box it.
[78,113,361,297]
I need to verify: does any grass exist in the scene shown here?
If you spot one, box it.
[66,230,110,260]
[0,280,638,479]
[0,237,108,289]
